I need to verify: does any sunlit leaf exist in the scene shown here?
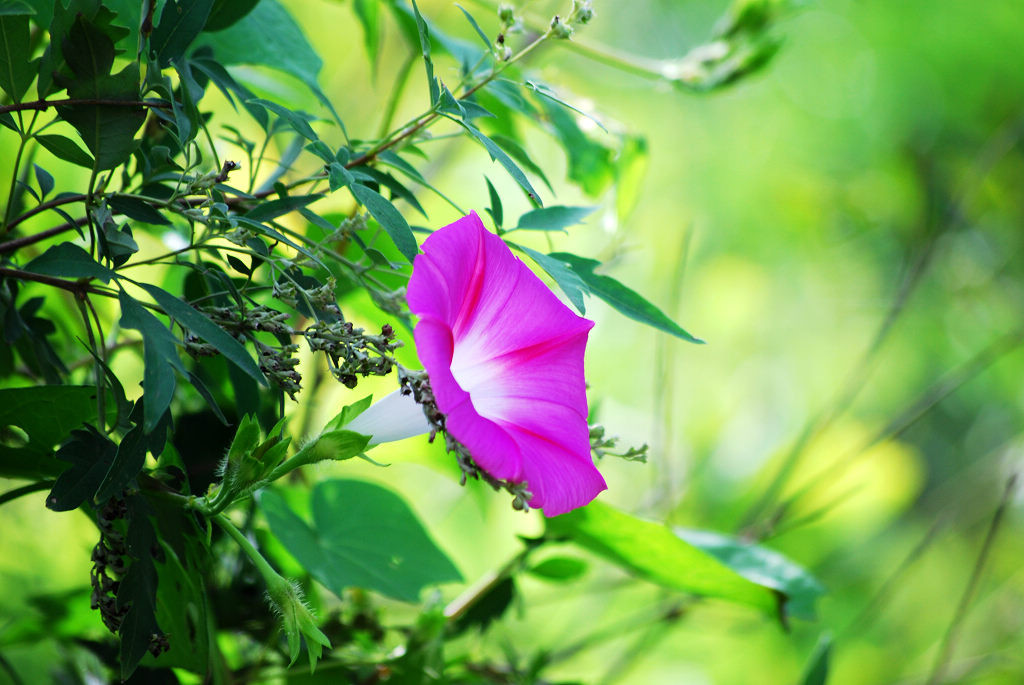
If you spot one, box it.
[546,501,782,615]
[512,205,595,232]
[676,528,825,620]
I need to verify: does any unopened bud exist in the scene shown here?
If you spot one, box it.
[550,15,573,39]
[498,3,515,25]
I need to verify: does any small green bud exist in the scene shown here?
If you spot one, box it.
[498,3,515,25]
[571,0,594,24]
[550,15,573,39]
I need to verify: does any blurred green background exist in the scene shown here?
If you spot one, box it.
[3,0,1024,683]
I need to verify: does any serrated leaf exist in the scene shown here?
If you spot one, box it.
[136,282,266,386]
[119,290,186,432]
[550,251,704,343]
[260,480,462,602]
[35,134,96,168]
[512,205,595,232]
[95,423,148,501]
[546,501,782,616]
[24,242,117,282]
[57,61,146,170]
[46,425,116,511]
[351,183,418,262]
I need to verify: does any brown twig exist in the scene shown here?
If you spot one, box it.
[0,98,171,115]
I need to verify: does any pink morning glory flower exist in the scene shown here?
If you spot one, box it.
[406,211,607,516]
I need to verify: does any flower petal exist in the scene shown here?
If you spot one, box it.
[409,211,606,514]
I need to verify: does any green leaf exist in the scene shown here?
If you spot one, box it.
[550,252,704,343]
[243,193,321,221]
[260,480,462,602]
[107,195,172,225]
[676,529,825,620]
[95,423,148,501]
[119,290,186,433]
[352,0,379,59]
[57,61,146,170]
[0,1,35,16]
[512,205,595,232]
[455,4,492,50]
[485,176,502,229]
[409,0,439,104]
[33,163,53,199]
[35,134,96,168]
[446,116,542,205]
[247,97,318,141]
[528,556,588,582]
[24,242,117,282]
[0,12,35,101]
[143,536,212,672]
[136,282,267,387]
[46,425,116,511]
[351,183,418,262]
[511,243,588,314]
[195,0,321,86]
[117,496,162,680]
[537,96,614,196]
[546,501,782,616]
[801,633,833,685]
[0,386,101,481]
[203,0,259,31]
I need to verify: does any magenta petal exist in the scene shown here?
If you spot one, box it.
[408,211,606,514]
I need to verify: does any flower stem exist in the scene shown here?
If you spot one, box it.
[213,512,283,588]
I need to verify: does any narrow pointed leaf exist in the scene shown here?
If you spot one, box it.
[550,251,704,343]
[351,183,418,261]
[136,282,267,386]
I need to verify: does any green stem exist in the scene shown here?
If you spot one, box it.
[443,541,541,621]
[2,133,30,232]
[345,28,553,170]
[213,513,283,586]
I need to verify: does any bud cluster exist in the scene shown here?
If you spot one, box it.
[304,321,401,388]
[589,424,648,462]
[91,498,129,633]
[256,340,303,398]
